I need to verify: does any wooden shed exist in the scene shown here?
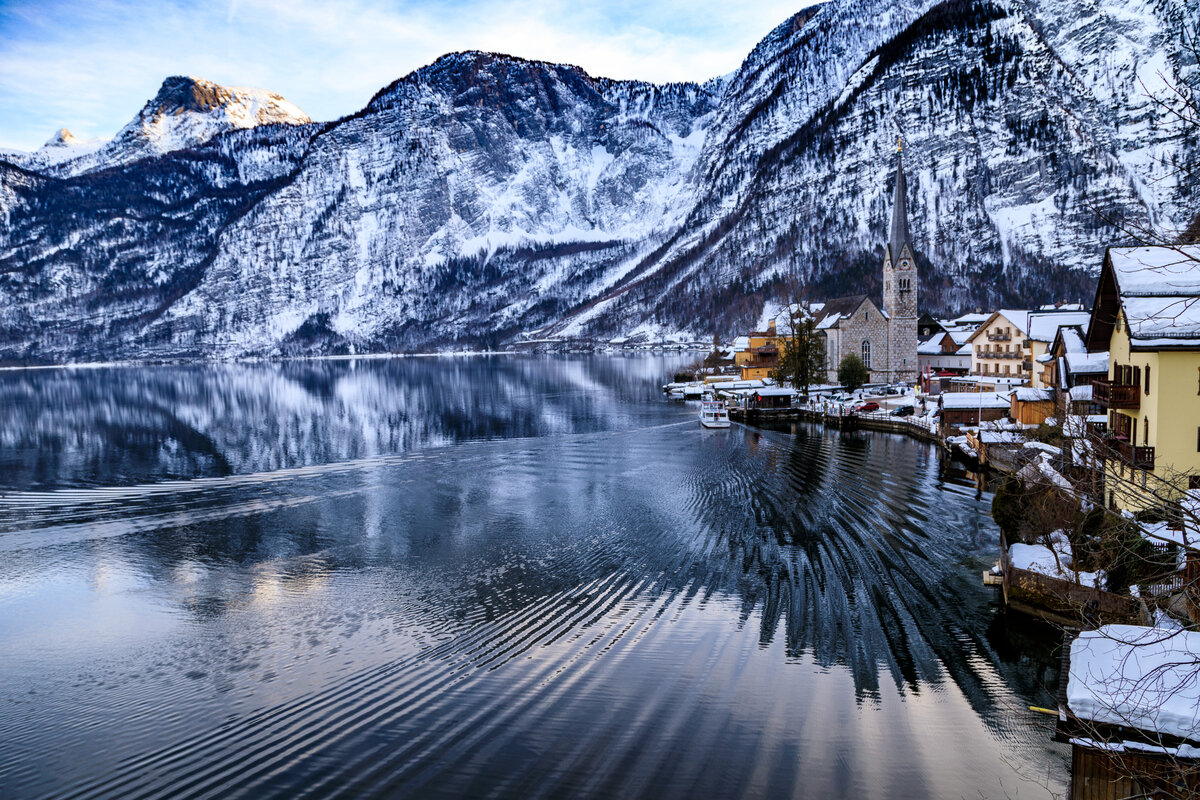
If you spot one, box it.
[938,391,1012,435]
[1010,386,1055,425]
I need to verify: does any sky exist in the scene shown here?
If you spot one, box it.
[0,0,819,152]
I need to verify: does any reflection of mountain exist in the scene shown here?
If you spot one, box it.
[0,355,689,489]
[0,358,1064,799]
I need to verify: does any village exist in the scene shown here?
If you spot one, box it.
[665,149,1200,798]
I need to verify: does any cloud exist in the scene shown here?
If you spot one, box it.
[0,0,815,151]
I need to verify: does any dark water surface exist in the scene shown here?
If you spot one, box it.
[0,356,1067,799]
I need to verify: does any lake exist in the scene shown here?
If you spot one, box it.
[0,355,1068,799]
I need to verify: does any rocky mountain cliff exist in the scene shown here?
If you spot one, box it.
[1,0,1197,362]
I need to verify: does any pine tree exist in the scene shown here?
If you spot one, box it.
[838,353,869,392]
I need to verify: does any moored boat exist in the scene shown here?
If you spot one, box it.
[698,400,731,428]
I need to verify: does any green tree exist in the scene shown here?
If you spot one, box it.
[771,309,826,397]
[837,352,869,392]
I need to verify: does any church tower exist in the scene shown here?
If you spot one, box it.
[882,143,918,382]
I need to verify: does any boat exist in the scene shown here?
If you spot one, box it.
[698,400,731,428]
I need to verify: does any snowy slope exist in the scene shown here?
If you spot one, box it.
[0,0,1197,362]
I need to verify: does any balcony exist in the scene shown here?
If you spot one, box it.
[1021,359,1032,371]
[977,350,1021,359]
[987,332,1011,342]
[1110,439,1155,471]
[1092,379,1140,409]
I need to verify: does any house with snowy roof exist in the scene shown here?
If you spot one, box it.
[1056,625,1200,799]
[1027,309,1093,388]
[966,310,1032,381]
[1042,325,1109,414]
[917,329,972,377]
[1086,245,1200,512]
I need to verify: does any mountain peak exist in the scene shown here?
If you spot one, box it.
[43,128,82,148]
[133,75,312,135]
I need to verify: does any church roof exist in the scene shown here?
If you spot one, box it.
[888,151,912,261]
[813,295,873,330]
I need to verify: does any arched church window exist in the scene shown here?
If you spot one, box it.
[861,340,871,369]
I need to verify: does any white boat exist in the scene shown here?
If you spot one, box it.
[682,383,705,399]
[698,400,731,428]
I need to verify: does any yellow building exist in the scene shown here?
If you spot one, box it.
[1085,245,1200,511]
[735,320,782,377]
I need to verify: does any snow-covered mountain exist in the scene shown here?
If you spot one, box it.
[5,76,312,177]
[1,0,1197,362]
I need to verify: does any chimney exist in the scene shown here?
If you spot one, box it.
[767,320,776,336]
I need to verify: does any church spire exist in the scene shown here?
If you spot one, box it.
[888,143,911,261]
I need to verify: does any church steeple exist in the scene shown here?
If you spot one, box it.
[881,139,918,384]
[887,144,911,262]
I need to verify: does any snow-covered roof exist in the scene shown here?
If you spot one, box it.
[1014,387,1053,402]
[1100,246,1200,347]
[1068,625,1200,743]
[1028,310,1091,343]
[952,313,989,325]
[939,391,1013,410]
[1109,245,1200,296]
[1121,296,1200,344]
[1068,384,1094,402]
[997,309,1031,335]
[753,387,797,397]
[917,337,948,354]
[732,336,750,351]
[1059,327,1108,374]
[947,329,974,345]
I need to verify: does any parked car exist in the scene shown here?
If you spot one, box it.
[828,392,852,403]
[854,401,879,413]
[889,405,915,417]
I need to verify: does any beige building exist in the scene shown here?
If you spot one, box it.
[967,310,1032,380]
[1085,245,1200,511]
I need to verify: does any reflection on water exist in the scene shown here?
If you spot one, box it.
[0,356,1066,799]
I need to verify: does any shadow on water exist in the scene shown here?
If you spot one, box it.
[0,357,1067,799]
[687,421,1061,715]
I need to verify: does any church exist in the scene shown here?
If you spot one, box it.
[814,148,919,385]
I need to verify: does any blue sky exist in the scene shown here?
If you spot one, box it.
[0,0,818,152]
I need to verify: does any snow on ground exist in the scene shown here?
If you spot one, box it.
[1010,531,1102,588]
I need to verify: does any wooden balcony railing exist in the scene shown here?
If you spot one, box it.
[1109,439,1155,471]
[1093,379,1140,409]
[987,332,1011,341]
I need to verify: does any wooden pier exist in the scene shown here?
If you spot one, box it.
[730,406,943,445]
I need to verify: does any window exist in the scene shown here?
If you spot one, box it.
[861,340,871,369]
[1144,417,1149,444]
[863,309,869,321]
[1190,476,1200,490]
[1145,365,1151,395]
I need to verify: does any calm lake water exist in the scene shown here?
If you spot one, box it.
[0,355,1068,799]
